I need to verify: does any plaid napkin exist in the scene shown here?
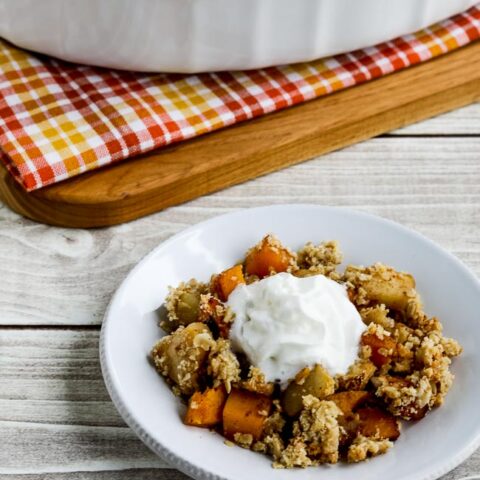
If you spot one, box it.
[1,5,479,192]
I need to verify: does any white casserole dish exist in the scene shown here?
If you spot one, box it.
[0,0,477,73]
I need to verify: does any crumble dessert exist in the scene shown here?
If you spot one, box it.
[150,235,462,468]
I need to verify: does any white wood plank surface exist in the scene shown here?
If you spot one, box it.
[1,105,479,479]
[0,329,166,473]
[0,472,190,480]
[0,328,479,478]
[1,136,479,326]
[391,103,480,135]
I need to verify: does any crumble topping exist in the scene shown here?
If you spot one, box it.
[262,434,286,463]
[296,240,343,279]
[277,396,342,467]
[347,434,393,463]
[149,235,462,469]
[274,438,312,469]
[241,366,275,396]
[336,359,377,391]
[263,403,286,436]
[366,322,391,341]
[233,433,254,449]
[441,336,462,357]
[360,304,395,331]
[207,338,241,393]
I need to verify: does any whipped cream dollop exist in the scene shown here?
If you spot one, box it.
[228,272,366,386]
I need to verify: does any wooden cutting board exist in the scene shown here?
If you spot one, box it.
[1,41,479,228]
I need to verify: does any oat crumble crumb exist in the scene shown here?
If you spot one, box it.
[296,240,343,278]
[347,434,393,463]
[286,396,341,466]
[233,433,254,449]
[241,366,275,396]
[360,304,395,330]
[336,359,377,391]
[207,338,241,393]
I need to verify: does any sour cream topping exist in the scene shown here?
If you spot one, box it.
[228,272,366,386]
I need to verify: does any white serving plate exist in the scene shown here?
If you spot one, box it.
[0,0,477,73]
[101,205,480,480]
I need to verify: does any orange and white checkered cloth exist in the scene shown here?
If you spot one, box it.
[1,5,479,192]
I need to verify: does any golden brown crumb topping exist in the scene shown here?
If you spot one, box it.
[347,434,393,463]
[296,240,343,280]
[240,366,275,396]
[360,304,395,331]
[233,432,254,449]
[270,396,342,468]
[336,359,377,391]
[207,338,241,393]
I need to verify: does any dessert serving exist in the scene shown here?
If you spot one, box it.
[150,234,462,468]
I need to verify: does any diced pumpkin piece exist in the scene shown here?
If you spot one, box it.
[244,235,293,278]
[184,386,228,427]
[357,407,400,440]
[361,333,397,368]
[213,265,245,301]
[327,391,370,416]
[223,388,271,440]
[282,365,335,417]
